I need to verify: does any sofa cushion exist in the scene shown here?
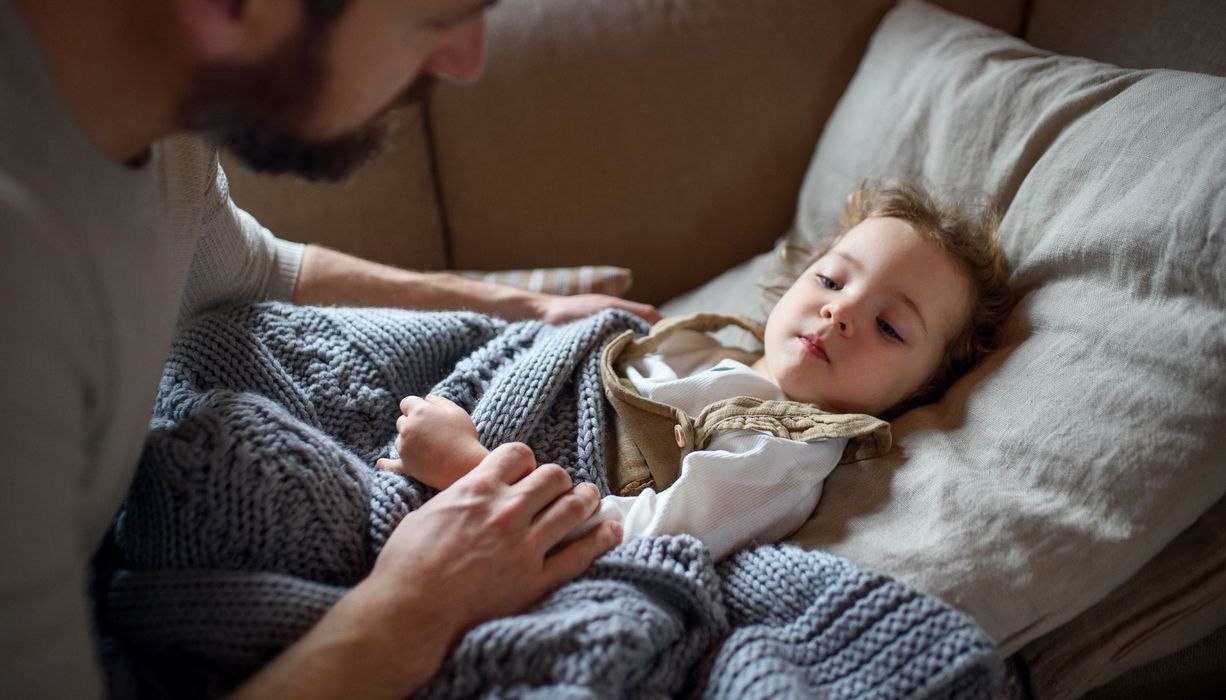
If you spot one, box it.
[670,0,1226,689]
[1023,492,1226,696]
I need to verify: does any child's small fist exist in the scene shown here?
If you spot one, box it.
[377,394,489,490]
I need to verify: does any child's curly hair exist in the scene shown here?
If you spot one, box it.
[763,178,1014,414]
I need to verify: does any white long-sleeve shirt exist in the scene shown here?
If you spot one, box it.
[1,3,303,695]
[587,329,845,561]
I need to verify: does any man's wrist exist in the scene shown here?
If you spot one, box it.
[337,573,460,693]
[293,246,549,319]
[428,271,540,320]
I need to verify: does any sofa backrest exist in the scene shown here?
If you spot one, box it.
[1023,0,1226,77]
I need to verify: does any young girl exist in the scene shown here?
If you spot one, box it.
[378,179,1013,560]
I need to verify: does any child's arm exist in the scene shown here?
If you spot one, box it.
[376,395,490,490]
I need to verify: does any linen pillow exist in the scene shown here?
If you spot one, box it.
[455,265,632,297]
[743,0,1225,673]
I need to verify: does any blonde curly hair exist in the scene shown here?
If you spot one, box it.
[762,178,1013,414]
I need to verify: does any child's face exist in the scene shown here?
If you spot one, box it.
[755,216,972,416]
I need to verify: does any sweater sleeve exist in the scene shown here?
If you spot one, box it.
[179,154,304,320]
[0,189,106,698]
[595,433,846,561]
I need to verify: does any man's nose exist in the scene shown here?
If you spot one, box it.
[422,16,487,83]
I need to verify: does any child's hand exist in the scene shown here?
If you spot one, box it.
[376,394,490,490]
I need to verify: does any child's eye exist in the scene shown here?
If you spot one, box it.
[877,318,903,342]
[816,274,841,290]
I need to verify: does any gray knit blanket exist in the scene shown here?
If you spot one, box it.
[96,302,1002,699]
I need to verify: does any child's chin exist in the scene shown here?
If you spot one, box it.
[776,380,825,407]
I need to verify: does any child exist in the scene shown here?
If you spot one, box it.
[377,179,1013,560]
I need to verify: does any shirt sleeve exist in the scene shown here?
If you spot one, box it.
[595,433,846,561]
[0,189,106,698]
[179,153,304,319]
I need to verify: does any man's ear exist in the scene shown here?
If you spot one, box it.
[175,0,299,61]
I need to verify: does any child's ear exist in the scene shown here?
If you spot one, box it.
[175,0,300,62]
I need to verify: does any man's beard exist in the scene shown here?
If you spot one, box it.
[178,24,433,181]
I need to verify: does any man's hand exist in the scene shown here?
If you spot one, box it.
[373,443,620,638]
[526,292,662,325]
[376,395,488,490]
[232,443,621,699]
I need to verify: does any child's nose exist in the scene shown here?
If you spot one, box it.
[821,304,852,335]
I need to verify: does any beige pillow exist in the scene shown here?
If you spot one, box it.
[704,0,1226,677]
[455,266,632,297]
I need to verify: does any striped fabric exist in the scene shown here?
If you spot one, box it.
[456,266,632,296]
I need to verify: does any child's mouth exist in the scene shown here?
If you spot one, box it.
[799,335,830,363]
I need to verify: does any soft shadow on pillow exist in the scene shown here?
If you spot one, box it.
[758,0,1226,686]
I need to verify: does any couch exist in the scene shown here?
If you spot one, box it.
[222,1,1226,696]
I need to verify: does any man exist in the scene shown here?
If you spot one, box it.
[0,0,659,696]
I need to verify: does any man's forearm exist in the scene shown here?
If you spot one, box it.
[228,575,456,700]
[292,244,540,318]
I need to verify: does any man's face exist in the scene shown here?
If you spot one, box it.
[756,217,972,416]
[180,0,491,181]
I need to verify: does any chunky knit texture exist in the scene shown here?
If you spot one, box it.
[97,302,1002,698]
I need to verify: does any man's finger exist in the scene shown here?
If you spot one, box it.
[540,520,622,590]
[399,395,424,414]
[512,463,583,518]
[463,442,537,485]
[622,301,661,324]
[529,481,601,545]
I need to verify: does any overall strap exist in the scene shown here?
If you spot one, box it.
[691,396,892,464]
